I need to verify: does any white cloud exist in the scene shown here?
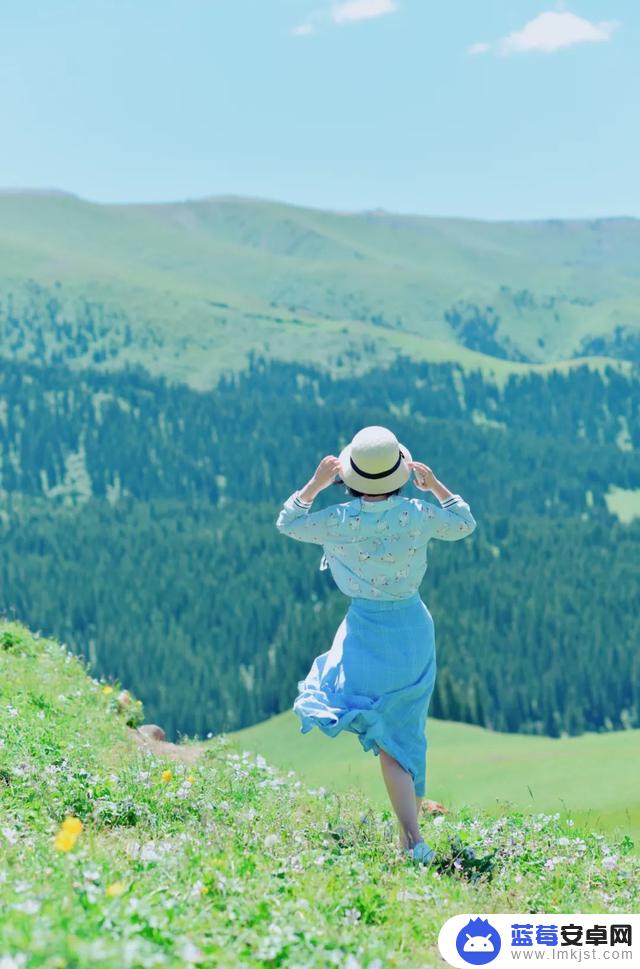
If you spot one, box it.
[467,41,490,56]
[468,10,620,57]
[331,0,399,26]
[291,22,315,36]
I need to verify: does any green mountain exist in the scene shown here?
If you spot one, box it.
[1,620,637,968]
[0,190,638,386]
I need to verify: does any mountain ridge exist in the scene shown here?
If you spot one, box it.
[1,191,639,387]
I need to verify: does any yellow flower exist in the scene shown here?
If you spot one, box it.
[161,769,173,782]
[61,816,83,835]
[102,685,114,695]
[105,881,126,897]
[200,884,209,894]
[54,830,78,853]
[186,775,195,784]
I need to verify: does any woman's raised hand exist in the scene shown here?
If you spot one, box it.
[407,460,438,492]
[312,455,343,492]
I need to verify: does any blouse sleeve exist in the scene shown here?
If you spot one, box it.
[275,491,344,545]
[415,494,477,541]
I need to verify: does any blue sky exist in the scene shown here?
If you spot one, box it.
[1,0,638,218]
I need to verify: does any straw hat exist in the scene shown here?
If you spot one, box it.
[338,426,413,495]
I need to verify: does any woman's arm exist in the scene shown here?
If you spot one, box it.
[408,460,476,541]
[275,455,343,543]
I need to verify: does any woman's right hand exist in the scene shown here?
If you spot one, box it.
[312,455,343,491]
[407,461,438,492]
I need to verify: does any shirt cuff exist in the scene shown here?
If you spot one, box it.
[293,491,313,509]
[439,494,463,508]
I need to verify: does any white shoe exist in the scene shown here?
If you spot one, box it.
[406,840,436,864]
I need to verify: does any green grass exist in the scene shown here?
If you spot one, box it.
[0,623,640,969]
[1,621,638,968]
[0,191,637,387]
[230,712,640,837]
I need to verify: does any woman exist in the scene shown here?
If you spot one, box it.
[275,425,476,864]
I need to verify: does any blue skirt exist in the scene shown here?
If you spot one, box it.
[293,591,436,797]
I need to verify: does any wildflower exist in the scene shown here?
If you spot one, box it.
[161,769,173,782]
[181,941,204,964]
[7,706,18,718]
[54,830,78,853]
[2,827,19,845]
[13,899,40,915]
[105,881,127,897]
[102,685,114,695]
[343,908,361,924]
[433,815,445,828]
[256,754,268,769]
[140,843,162,863]
[264,833,279,848]
[602,856,617,871]
[0,955,27,969]
[186,774,195,784]
[61,816,83,835]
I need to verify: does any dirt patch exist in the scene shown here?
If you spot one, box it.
[127,726,205,766]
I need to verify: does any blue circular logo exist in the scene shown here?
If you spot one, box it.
[455,918,502,965]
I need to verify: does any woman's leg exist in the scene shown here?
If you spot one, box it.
[379,749,423,850]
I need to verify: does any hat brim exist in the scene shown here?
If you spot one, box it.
[337,442,413,494]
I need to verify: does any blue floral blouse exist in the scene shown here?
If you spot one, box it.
[275,489,476,601]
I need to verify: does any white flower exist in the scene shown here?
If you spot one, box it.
[181,940,203,963]
[314,854,326,866]
[566,819,575,827]
[7,706,18,718]
[255,754,268,769]
[37,711,45,720]
[433,815,445,827]
[218,801,230,812]
[140,843,162,863]
[0,955,27,969]
[264,834,279,848]
[602,855,617,871]
[344,957,362,969]
[13,899,40,914]
[2,827,19,845]
[343,908,361,924]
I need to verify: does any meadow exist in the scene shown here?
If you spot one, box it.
[230,712,640,836]
[1,619,637,969]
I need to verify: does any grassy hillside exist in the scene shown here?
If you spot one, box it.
[0,190,637,387]
[1,620,638,969]
[230,713,640,837]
